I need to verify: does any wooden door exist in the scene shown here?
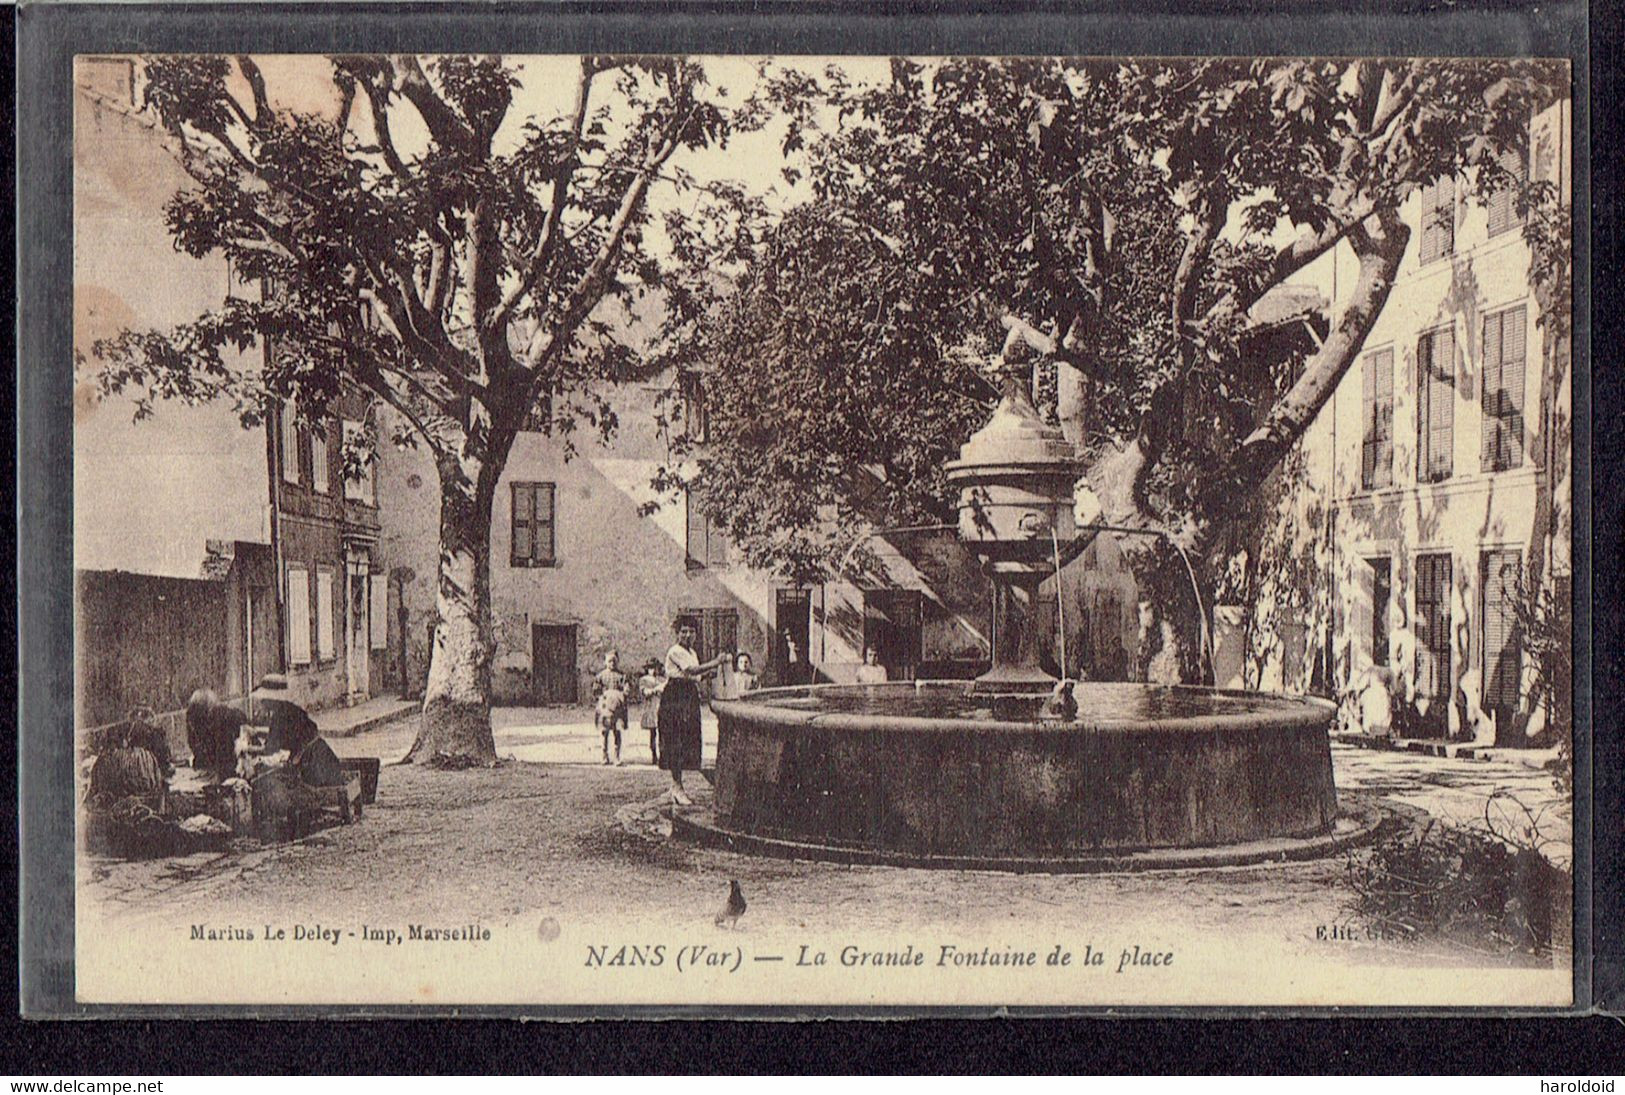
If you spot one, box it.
[532,623,578,705]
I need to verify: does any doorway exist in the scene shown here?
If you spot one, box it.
[863,589,923,681]
[344,553,372,706]
[532,623,579,705]
[775,588,811,684]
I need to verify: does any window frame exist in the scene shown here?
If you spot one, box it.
[510,481,558,568]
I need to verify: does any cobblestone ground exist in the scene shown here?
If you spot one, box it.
[81,707,1572,974]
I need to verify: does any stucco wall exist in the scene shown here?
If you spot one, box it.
[73,73,272,579]
[1285,99,1571,742]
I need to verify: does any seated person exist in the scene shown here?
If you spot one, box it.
[186,689,249,778]
[249,674,345,787]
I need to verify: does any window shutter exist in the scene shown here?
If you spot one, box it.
[342,420,374,502]
[311,426,330,494]
[708,513,728,567]
[1424,328,1455,482]
[281,402,301,484]
[1436,175,1455,258]
[1482,312,1503,472]
[1362,354,1377,488]
[286,565,312,666]
[1481,551,1521,713]
[686,491,707,568]
[1376,349,1394,487]
[1415,554,1452,704]
[1371,557,1391,668]
[535,483,556,565]
[1503,306,1526,469]
[512,484,533,565]
[1487,149,1524,238]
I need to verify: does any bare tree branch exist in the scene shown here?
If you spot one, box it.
[496,56,599,325]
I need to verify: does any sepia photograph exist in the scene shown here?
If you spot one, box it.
[68,49,1575,1009]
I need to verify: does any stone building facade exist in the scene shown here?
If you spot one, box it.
[1278,99,1572,744]
[375,370,1143,705]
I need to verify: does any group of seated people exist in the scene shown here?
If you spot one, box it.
[84,674,347,855]
[184,674,344,787]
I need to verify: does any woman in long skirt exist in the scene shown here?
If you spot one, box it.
[659,615,728,805]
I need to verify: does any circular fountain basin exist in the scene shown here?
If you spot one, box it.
[681,682,1364,871]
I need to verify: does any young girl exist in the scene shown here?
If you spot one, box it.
[637,659,665,766]
[658,615,729,806]
[733,652,758,694]
[592,650,629,766]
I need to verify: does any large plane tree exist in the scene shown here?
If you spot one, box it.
[89,55,754,763]
[670,57,1566,681]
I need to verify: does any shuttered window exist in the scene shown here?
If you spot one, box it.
[511,482,557,567]
[1371,557,1392,668]
[1481,550,1522,717]
[1361,348,1395,490]
[1486,148,1526,238]
[1481,305,1527,472]
[1418,176,1455,265]
[1417,326,1455,483]
[286,564,312,666]
[1414,553,1453,713]
[685,489,729,569]
[315,568,336,661]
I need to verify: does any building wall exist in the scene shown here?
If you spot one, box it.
[73,64,272,580]
[377,367,1150,702]
[1285,99,1571,742]
[74,60,391,715]
[76,541,276,757]
[271,392,385,710]
[379,391,779,703]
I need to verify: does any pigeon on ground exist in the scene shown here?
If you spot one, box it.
[715,879,747,930]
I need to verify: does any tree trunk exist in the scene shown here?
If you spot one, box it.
[406,457,500,766]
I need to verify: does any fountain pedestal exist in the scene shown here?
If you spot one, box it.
[944,356,1083,694]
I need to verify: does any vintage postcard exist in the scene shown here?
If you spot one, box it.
[69,49,1576,1009]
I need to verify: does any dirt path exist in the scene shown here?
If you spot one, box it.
[83,710,1568,978]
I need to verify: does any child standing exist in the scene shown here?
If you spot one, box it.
[637,659,665,767]
[593,650,630,766]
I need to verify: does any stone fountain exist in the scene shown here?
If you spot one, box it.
[677,356,1371,871]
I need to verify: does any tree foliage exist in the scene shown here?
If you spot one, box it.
[86,54,756,759]
[671,57,1565,601]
